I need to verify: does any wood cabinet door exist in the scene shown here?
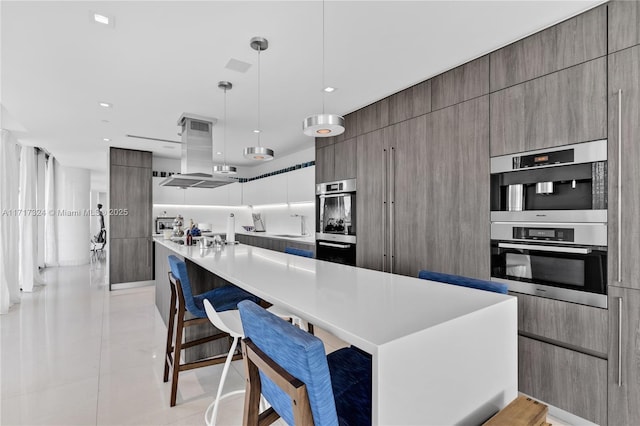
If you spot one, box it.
[519,336,607,426]
[608,286,640,426]
[421,96,490,279]
[110,165,152,239]
[356,129,386,271]
[387,116,427,277]
[608,46,640,290]
[315,145,335,183]
[334,138,357,181]
[490,57,607,156]
[608,0,640,54]
[110,237,152,284]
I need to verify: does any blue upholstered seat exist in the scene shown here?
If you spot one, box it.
[167,255,259,318]
[238,300,372,426]
[418,269,508,294]
[284,246,314,258]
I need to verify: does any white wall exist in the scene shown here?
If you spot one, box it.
[251,203,315,235]
[152,205,252,234]
[55,165,90,266]
[245,146,314,178]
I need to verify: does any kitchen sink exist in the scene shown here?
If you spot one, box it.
[273,234,305,238]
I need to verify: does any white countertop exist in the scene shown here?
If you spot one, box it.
[154,237,512,354]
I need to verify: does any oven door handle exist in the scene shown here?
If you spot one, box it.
[318,242,351,249]
[318,193,349,199]
[498,242,592,254]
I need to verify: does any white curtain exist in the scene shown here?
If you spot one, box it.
[44,156,58,267]
[19,146,44,292]
[0,130,21,314]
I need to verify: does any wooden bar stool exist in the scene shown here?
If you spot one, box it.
[163,255,260,407]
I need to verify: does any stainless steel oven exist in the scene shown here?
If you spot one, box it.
[316,179,356,265]
[491,222,607,308]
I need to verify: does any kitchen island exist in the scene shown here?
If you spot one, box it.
[154,238,517,425]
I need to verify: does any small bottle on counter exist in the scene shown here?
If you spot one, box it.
[186,230,192,246]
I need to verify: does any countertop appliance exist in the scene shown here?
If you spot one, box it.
[490,140,607,222]
[491,222,607,308]
[155,217,176,234]
[316,178,356,265]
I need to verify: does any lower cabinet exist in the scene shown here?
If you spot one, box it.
[235,234,315,257]
[608,286,640,426]
[519,336,607,426]
[110,237,152,284]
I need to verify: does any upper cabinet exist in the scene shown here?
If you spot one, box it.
[286,167,315,203]
[608,45,640,291]
[316,138,356,183]
[357,98,390,135]
[609,0,640,54]
[490,6,606,92]
[431,56,489,111]
[490,57,607,156]
[243,173,288,206]
[152,178,242,206]
[388,80,431,125]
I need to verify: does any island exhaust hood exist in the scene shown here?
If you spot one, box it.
[160,113,236,188]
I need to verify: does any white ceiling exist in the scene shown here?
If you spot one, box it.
[2,0,604,185]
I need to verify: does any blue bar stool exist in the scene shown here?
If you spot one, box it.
[163,255,260,407]
[418,269,509,294]
[238,300,372,426]
[284,246,314,258]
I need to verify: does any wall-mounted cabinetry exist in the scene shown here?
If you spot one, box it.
[608,0,640,54]
[607,42,640,426]
[109,148,153,286]
[243,166,315,206]
[153,179,243,206]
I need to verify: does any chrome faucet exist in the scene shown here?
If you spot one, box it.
[291,214,307,236]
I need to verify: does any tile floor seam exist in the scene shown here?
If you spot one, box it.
[94,279,107,426]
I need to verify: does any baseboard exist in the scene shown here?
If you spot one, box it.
[110,280,155,291]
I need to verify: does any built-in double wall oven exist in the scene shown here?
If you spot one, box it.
[316,179,356,266]
[490,140,608,308]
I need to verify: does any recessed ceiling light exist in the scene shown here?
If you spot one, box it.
[253,129,260,134]
[103,138,111,142]
[101,119,110,123]
[93,13,110,25]
[99,102,112,108]
[216,151,223,155]
[324,86,336,93]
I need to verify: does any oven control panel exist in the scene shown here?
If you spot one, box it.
[513,227,574,242]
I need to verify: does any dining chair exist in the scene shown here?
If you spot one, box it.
[417,269,509,294]
[238,300,372,426]
[164,255,260,407]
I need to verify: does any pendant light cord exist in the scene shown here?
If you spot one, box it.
[257,46,262,148]
[223,87,227,166]
[322,0,325,114]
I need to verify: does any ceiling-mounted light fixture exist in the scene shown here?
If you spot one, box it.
[213,81,238,175]
[244,37,275,161]
[302,0,345,138]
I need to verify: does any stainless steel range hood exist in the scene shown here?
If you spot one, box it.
[159,113,236,189]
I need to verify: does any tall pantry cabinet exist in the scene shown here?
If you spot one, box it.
[607,15,640,424]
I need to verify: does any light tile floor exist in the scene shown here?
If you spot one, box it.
[0,259,593,425]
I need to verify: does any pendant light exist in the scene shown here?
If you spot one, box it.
[244,36,275,161]
[302,0,345,137]
[213,81,238,175]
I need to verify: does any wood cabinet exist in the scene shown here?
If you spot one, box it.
[608,46,640,291]
[608,0,640,54]
[514,292,608,355]
[109,148,153,287]
[357,97,489,278]
[315,144,335,183]
[235,234,315,256]
[333,138,357,181]
[490,57,607,156]
[316,139,356,183]
[388,80,431,125]
[355,129,386,271]
[608,287,640,426]
[490,6,606,91]
[431,56,489,110]
[519,336,607,426]
[421,96,490,279]
[357,98,389,135]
